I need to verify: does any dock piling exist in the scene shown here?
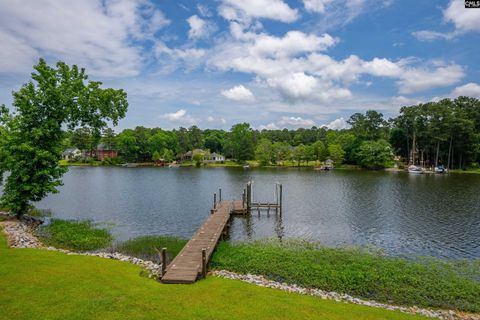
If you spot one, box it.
[202,248,207,279]
[161,247,167,277]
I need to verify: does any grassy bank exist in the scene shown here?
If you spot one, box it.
[113,235,188,262]
[36,219,112,251]
[211,240,480,313]
[0,232,425,320]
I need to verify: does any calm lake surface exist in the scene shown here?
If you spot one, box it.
[7,167,480,259]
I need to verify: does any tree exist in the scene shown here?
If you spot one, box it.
[328,144,346,164]
[227,123,254,161]
[152,151,161,162]
[162,149,174,163]
[312,141,327,161]
[356,140,393,169]
[116,129,138,162]
[293,144,306,166]
[71,127,94,152]
[0,59,128,217]
[255,139,273,166]
[102,128,117,150]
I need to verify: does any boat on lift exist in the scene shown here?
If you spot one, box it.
[408,165,424,174]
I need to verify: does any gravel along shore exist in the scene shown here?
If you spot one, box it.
[1,214,478,320]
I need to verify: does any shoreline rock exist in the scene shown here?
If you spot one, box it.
[0,215,162,279]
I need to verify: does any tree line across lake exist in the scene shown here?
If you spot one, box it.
[65,96,480,170]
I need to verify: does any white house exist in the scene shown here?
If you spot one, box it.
[62,148,81,160]
[211,152,225,162]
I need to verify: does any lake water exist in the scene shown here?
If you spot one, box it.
[4,167,480,259]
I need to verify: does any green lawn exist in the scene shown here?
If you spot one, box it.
[0,233,426,320]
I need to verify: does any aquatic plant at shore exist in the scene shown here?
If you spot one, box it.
[36,219,112,251]
[211,240,480,313]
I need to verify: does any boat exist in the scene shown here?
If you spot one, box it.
[168,163,180,168]
[243,164,250,169]
[408,165,423,174]
[434,165,445,173]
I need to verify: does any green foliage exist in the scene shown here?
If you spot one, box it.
[36,219,112,251]
[255,139,273,165]
[113,235,187,262]
[0,233,423,320]
[211,240,480,312]
[355,139,394,169]
[226,123,255,161]
[0,59,127,217]
[152,150,161,162]
[327,144,346,164]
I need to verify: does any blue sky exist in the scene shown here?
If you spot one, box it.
[0,0,479,131]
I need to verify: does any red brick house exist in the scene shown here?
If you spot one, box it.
[84,144,118,161]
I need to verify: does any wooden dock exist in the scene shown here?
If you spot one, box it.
[161,200,232,284]
[160,182,282,284]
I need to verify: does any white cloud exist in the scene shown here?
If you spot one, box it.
[302,0,332,13]
[207,116,227,124]
[186,15,216,39]
[0,0,169,77]
[278,116,316,127]
[218,0,299,23]
[444,0,480,33]
[396,64,464,94]
[258,123,280,130]
[221,85,255,102]
[197,4,213,17]
[451,83,480,98]
[412,30,454,41]
[324,117,348,130]
[267,73,318,99]
[161,109,196,125]
[413,0,480,41]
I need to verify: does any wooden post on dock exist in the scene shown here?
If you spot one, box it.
[202,248,207,279]
[214,193,217,210]
[279,184,283,215]
[161,247,167,277]
[242,189,246,209]
[246,182,252,213]
[219,188,222,202]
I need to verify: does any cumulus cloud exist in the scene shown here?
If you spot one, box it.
[258,123,280,130]
[0,0,169,76]
[278,116,316,127]
[324,117,348,130]
[451,83,480,98]
[218,0,299,23]
[161,109,196,125]
[187,15,216,39]
[221,85,255,102]
[413,0,480,41]
[396,64,464,94]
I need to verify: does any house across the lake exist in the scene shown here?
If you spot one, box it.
[83,144,118,161]
[181,149,206,161]
[210,152,225,162]
[62,148,81,160]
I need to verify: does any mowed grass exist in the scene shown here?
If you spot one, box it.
[0,233,427,320]
[211,240,480,313]
[36,219,112,251]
